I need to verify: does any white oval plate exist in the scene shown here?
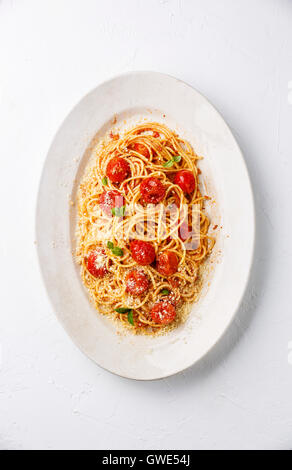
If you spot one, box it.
[36,72,255,380]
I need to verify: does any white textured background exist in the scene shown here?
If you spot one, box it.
[1,0,292,450]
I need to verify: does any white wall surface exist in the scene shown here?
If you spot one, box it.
[0,0,292,450]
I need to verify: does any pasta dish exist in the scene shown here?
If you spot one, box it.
[75,122,215,334]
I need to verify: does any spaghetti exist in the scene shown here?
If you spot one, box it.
[75,122,215,334]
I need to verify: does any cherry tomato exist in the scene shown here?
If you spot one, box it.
[132,142,150,158]
[86,248,109,278]
[174,170,196,194]
[99,190,124,216]
[150,301,176,325]
[130,240,156,266]
[106,157,130,183]
[125,270,149,296]
[157,251,178,276]
[153,131,160,138]
[140,177,166,204]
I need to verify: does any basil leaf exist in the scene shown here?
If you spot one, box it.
[163,160,174,168]
[160,289,170,296]
[115,307,132,314]
[102,176,108,186]
[107,241,123,257]
[127,310,134,325]
[111,246,124,257]
[163,155,182,168]
[111,205,126,217]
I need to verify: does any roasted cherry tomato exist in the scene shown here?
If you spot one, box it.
[99,190,124,216]
[174,170,196,194]
[86,248,109,278]
[150,301,176,325]
[130,240,156,266]
[132,142,150,158]
[106,157,130,183]
[157,251,178,276]
[140,177,166,204]
[125,269,149,296]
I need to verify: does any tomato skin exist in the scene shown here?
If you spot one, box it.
[86,249,109,278]
[130,240,156,266]
[140,177,166,204]
[125,270,149,296]
[174,170,196,194]
[151,301,176,325]
[132,143,150,158]
[157,251,178,276]
[99,190,124,216]
[106,157,130,183]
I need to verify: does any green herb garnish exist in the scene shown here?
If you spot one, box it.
[163,155,182,168]
[114,307,134,324]
[111,246,124,257]
[127,310,134,325]
[107,241,124,257]
[160,289,170,296]
[111,205,126,217]
[163,160,175,168]
[115,307,132,314]
[102,176,108,186]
